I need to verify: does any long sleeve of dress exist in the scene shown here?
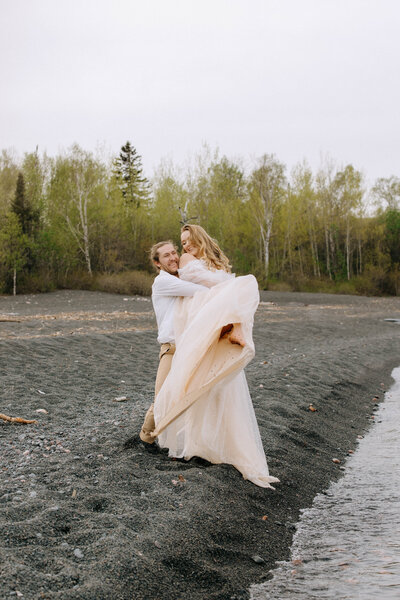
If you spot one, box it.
[178,259,234,288]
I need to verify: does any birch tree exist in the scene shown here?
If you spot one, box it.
[48,145,106,275]
[315,163,336,279]
[249,155,286,280]
[333,165,364,280]
[290,163,321,278]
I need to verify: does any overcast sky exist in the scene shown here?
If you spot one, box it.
[1,0,399,184]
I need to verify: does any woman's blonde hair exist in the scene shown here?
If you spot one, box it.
[181,224,231,272]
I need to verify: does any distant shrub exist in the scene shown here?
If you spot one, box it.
[2,265,398,298]
[0,271,57,294]
[260,273,397,296]
[57,270,95,291]
[264,279,292,292]
[353,266,397,296]
[93,271,154,296]
[19,272,57,293]
[388,266,400,295]
[0,269,155,297]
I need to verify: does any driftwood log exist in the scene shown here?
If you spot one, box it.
[0,319,21,322]
[0,413,37,424]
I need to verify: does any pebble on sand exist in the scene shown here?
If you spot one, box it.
[113,396,128,402]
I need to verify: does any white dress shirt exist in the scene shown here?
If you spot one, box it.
[152,270,206,344]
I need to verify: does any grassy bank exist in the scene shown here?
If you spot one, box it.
[7,270,155,297]
[266,268,399,297]
[2,266,399,298]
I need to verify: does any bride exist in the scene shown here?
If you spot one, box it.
[151,224,279,489]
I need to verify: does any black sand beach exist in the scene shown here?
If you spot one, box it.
[1,289,399,600]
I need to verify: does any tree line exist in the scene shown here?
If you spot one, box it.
[0,142,399,296]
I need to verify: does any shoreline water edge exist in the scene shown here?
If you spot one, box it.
[0,289,399,600]
[251,366,400,599]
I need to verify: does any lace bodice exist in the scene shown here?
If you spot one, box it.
[178,258,234,288]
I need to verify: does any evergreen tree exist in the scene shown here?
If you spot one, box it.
[113,141,150,208]
[0,212,29,295]
[11,172,38,236]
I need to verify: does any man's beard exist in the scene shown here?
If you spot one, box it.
[164,264,178,275]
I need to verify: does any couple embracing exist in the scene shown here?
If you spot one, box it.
[139,224,279,489]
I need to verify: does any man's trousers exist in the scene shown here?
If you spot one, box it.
[139,342,176,443]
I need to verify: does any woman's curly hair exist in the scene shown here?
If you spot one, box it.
[181,224,231,272]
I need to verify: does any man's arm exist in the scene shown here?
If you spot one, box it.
[153,275,207,297]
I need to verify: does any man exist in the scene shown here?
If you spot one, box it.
[139,240,207,443]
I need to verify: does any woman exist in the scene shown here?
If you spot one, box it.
[152,225,279,489]
[179,225,246,346]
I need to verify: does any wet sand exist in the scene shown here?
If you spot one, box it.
[1,289,399,600]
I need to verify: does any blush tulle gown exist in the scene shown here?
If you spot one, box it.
[152,259,279,489]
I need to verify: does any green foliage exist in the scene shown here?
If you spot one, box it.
[109,142,153,270]
[46,145,109,274]
[0,144,399,296]
[112,141,150,208]
[384,209,400,264]
[372,176,400,210]
[248,154,287,279]
[0,212,29,293]
[93,271,154,296]
[151,168,183,244]
[0,150,19,216]
[186,155,250,268]
[11,172,40,237]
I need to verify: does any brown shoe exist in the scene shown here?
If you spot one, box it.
[139,428,155,444]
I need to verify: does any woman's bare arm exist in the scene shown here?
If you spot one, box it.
[179,253,196,269]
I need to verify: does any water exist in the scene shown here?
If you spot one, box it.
[251,367,400,600]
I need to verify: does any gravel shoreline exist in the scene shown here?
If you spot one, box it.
[1,289,399,600]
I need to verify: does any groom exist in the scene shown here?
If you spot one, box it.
[139,240,207,443]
